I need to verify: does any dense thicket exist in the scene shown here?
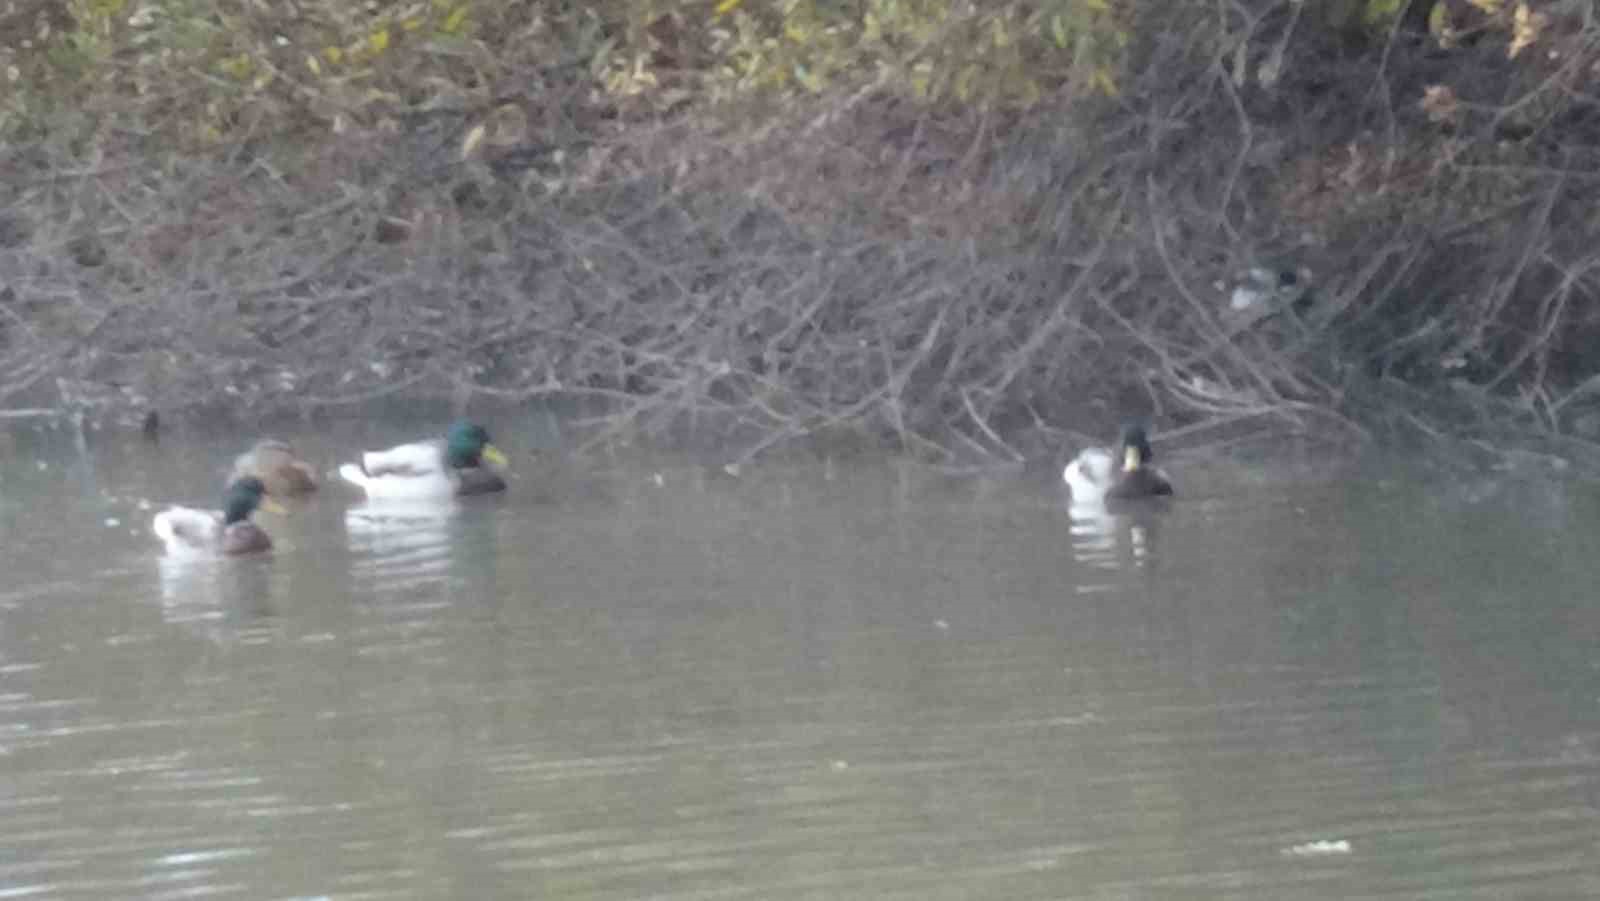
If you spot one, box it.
[2,1,1598,463]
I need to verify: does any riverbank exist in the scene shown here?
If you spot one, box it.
[4,3,1598,471]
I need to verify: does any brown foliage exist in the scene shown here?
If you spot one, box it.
[3,1,1600,465]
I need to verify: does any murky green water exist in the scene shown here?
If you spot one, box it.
[3,419,1599,898]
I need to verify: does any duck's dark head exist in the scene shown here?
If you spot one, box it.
[1118,423,1155,472]
[445,421,509,470]
[222,476,284,524]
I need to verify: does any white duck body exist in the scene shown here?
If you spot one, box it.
[151,477,278,556]
[1062,446,1117,506]
[338,439,458,501]
[337,422,508,501]
[153,506,228,555]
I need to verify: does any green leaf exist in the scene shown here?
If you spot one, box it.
[1363,0,1404,26]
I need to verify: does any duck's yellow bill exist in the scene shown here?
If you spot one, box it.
[260,496,289,515]
[1122,445,1141,473]
[482,444,509,469]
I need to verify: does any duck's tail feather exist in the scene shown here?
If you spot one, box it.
[338,463,371,490]
[152,507,215,549]
[363,441,438,474]
[152,510,178,543]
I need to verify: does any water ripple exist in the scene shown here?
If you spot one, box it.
[1,454,1598,898]
[344,505,458,592]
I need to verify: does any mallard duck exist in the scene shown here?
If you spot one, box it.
[337,421,509,500]
[1062,423,1173,504]
[230,439,319,498]
[152,476,286,555]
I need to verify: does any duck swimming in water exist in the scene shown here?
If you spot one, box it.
[152,476,285,556]
[1062,424,1173,504]
[230,439,319,498]
[337,421,509,501]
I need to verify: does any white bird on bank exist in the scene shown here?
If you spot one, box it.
[1229,265,1310,312]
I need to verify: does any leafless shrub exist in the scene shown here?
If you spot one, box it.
[4,1,1600,466]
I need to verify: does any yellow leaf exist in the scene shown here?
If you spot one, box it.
[1428,2,1452,33]
[1429,3,1457,49]
[715,0,744,15]
[461,124,485,159]
[1509,2,1546,59]
[955,64,980,101]
[442,5,469,34]
[369,28,390,53]
[323,46,342,64]
[1086,0,1109,10]
[220,53,252,79]
[401,17,422,31]
[863,11,880,43]
[1091,68,1118,97]
[1051,14,1068,49]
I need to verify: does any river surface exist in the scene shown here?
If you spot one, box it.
[2,419,1599,899]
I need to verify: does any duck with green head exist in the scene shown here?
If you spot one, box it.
[152,476,286,555]
[1062,423,1173,505]
[337,421,509,500]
